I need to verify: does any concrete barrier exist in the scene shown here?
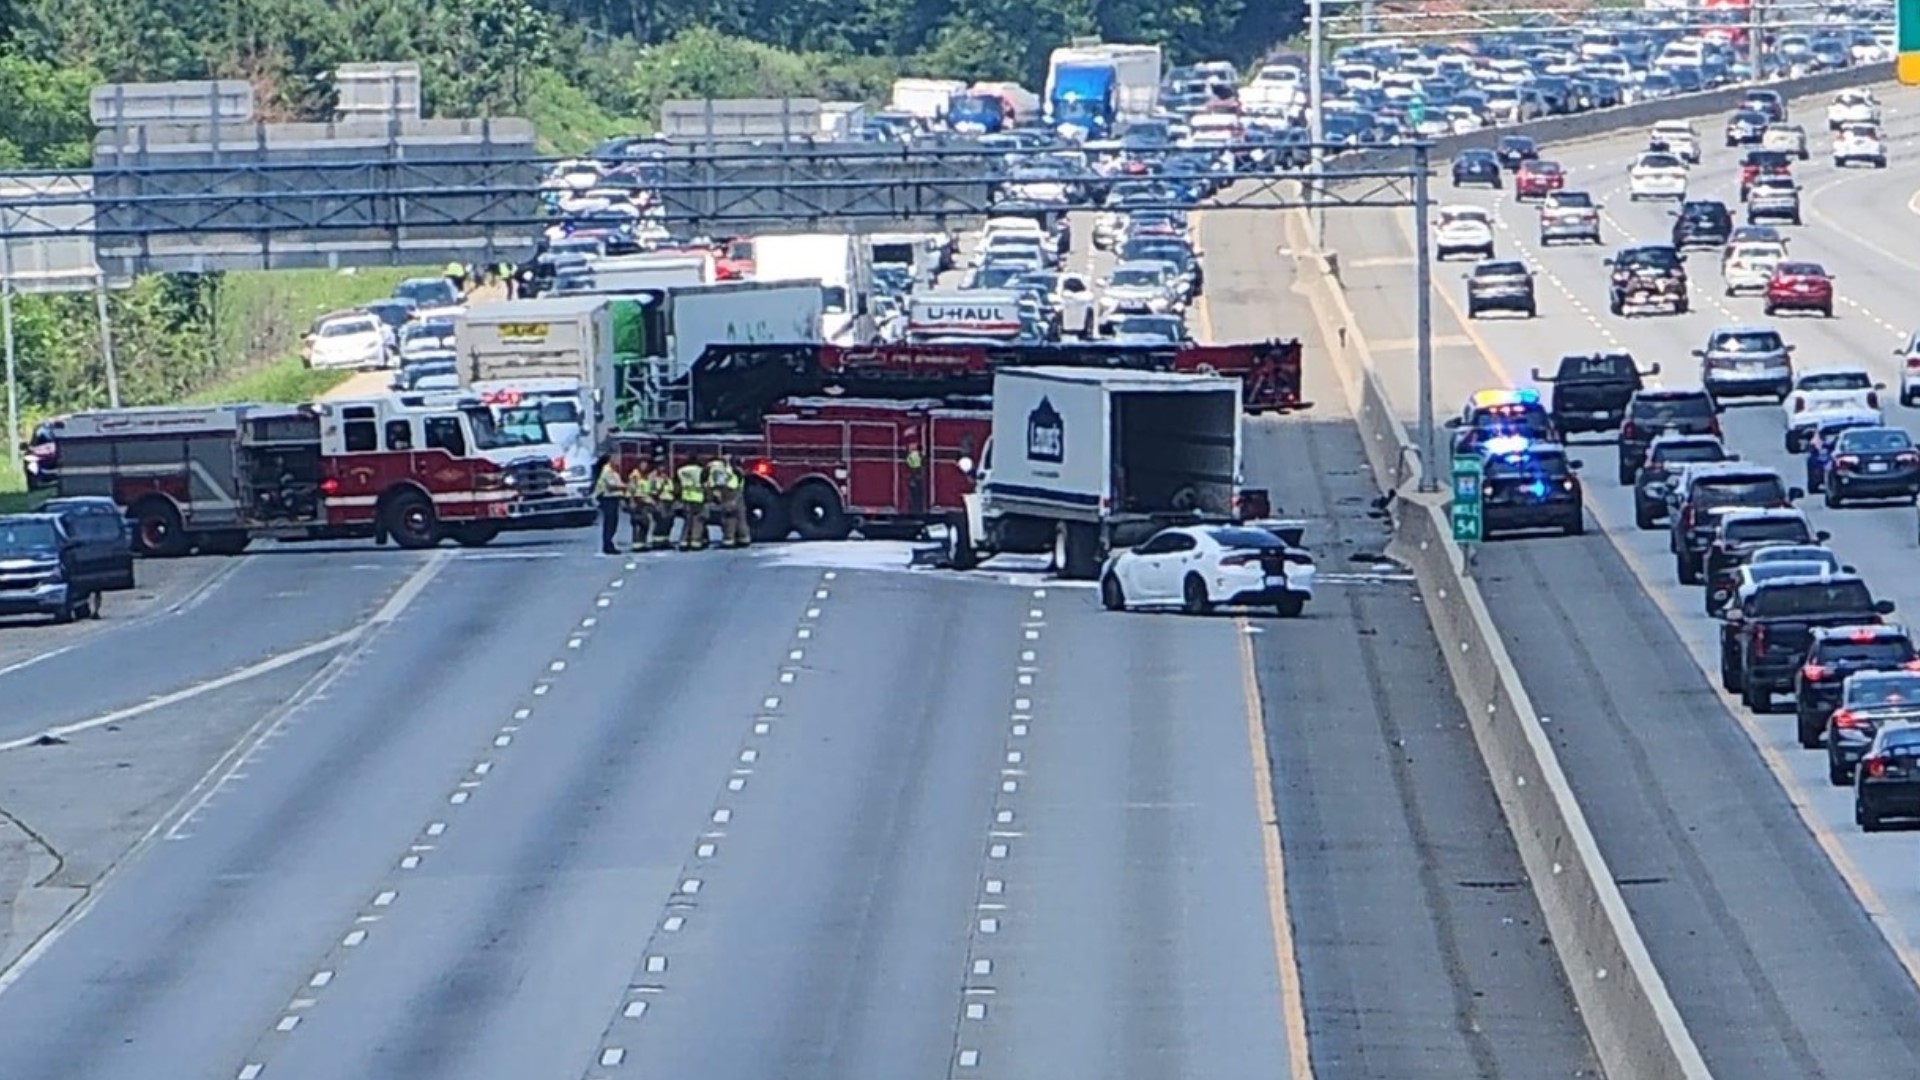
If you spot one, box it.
[1282,213,1715,1079]
[1329,64,1889,177]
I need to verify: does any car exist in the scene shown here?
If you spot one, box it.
[1606,244,1688,316]
[1447,387,1560,453]
[1796,624,1916,748]
[1743,88,1788,124]
[1763,260,1833,319]
[1745,176,1802,225]
[1829,671,1920,786]
[1724,557,1847,638]
[1671,200,1732,249]
[1495,134,1539,170]
[393,276,463,313]
[1514,159,1566,201]
[1782,369,1882,451]
[0,513,129,623]
[1632,432,1731,527]
[1828,89,1880,130]
[1650,119,1702,163]
[305,312,388,370]
[1720,240,1786,296]
[1725,224,1786,254]
[1853,722,1920,831]
[1894,330,1920,406]
[1670,463,1803,584]
[1475,436,1586,538]
[1627,151,1689,201]
[1531,351,1658,436]
[1108,313,1189,344]
[1739,150,1793,199]
[1725,108,1769,146]
[1434,205,1496,261]
[1451,148,1503,187]
[1098,260,1183,317]
[1805,412,1885,492]
[1823,426,1920,507]
[1465,260,1537,318]
[1538,190,1603,245]
[38,495,138,561]
[1722,574,1892,710]
[1701,508,1825,615]
[1695,324,1793,402]
[1762,122,1810,160]
[1098,524,1315,617]
[1833,123,1888,168]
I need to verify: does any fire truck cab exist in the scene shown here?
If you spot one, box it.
[51,396,591,556]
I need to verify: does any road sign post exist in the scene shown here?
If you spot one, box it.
[1450,454,1484,550]
[1902,0,1920,84]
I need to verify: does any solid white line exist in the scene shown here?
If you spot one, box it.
[0,646,73,679]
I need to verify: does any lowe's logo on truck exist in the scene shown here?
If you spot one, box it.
[1027,397,1064,464]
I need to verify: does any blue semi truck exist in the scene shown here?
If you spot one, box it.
[1043,42,1163,139]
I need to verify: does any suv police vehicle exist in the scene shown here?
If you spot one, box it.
[1475,436,1586,538]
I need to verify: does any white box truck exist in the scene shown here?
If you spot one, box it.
[944,367,1244,579]
[889,78,968,121]
[751,233,873,345]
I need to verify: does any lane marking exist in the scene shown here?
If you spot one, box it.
[1238,616,1315,1080]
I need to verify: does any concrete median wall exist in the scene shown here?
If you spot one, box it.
[1282,208,1714,1079]
[1331,64,1889,177]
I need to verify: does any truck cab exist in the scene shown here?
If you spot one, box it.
[1048,64,1118,138]
[0,510,133,623]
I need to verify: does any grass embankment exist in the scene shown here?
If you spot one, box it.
[192,266,432,404]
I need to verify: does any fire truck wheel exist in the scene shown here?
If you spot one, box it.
[745,484,790,542]
[132,499,190,558]
[450,524,501,547]
[787,482,850,542]
[382,491,441,549]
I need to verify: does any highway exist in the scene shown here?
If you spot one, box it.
[0,211,1601,1079]
[1331,79,1920,1076]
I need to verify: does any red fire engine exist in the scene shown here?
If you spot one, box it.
[49,396,593,556]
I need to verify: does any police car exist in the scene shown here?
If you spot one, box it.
[1475,435,1588,538]
[1445,388,1561,454]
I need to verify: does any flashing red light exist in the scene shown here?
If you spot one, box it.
[1833,708,1862,729]
[320,477,341,496]
[1867,757,1887,778]
[480,389,523,406]
[751,459,774,477]
[1850,629,1883,643]
[1803,663,1830,681]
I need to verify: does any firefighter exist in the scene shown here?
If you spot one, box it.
[592,453,627,555]
[904,437,927,515]
[646,460,678,549]
[675,457,709,550]
[626,457,655,549]
[707,453,749,548]
[444,260,467,295]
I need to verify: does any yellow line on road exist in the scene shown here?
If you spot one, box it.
[1416,237,1920,996]
[1237,617,1315,1080]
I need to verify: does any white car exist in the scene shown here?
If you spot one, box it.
[1783,369,1884,451]
[1893,330,1920,406]
[1833,124,1887,168]
[1651,120,1701,163]
[1627,152,1688,201]
[1762,124,1809,160]
[1098,523,1315,618]
[306,313,388,370]
[1434,205,1496,261]
[1721,241,1784,295]
[1827,90,1880,130]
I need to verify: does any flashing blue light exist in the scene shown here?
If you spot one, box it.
[1526,478,1550,499]
[1471,387,1541,410]
[1483,434,1534,456]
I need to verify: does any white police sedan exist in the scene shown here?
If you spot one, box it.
[1099,523,1315,617]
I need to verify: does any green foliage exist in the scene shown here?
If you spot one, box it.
[185,356,350,404]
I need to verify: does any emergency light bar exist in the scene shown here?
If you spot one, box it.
[1470,387,1540,409]
[1482,435,1534,456]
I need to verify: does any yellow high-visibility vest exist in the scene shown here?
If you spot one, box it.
[708,460,741,491]
[676,463,707,503]
[593,464,626,498]
[627,470,653,501]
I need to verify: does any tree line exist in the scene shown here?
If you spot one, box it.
[0,0,1301,423]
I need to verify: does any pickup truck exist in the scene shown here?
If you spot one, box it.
[1669,463,1802,584]
[1531,351,1659,435]
[1720,574,1895,712]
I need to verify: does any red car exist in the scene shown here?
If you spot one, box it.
[1764,260,1834,317]
[1514,159,1566,200]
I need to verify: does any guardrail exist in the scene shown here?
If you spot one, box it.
[1282,208,1715,1079]
[1328,63,1888,177]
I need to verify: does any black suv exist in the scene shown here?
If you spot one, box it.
[1670,464,1803,584]
[1531,352,1657,437]
[1496,134,1539,170]
[1465,260,1537,318]
[1606,244,1689,316]
[1743,88,1788,123]
[1721,574,1893,712]
[1451,148,1502,187]
[1671,200,1733,249]
[1701,508,1826,615]
[1478,442,1586,537]
[1633,433,1731,528]
[1796,624,1919,748]
[1618,387,1722,485]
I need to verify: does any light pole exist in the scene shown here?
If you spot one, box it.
[1412,144,1437,494]
[1308,0,1326,251]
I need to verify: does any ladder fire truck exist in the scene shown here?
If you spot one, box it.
[49,395,594,556]
[611,337,1293,543]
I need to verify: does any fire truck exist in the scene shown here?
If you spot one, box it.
[49,395,594,556]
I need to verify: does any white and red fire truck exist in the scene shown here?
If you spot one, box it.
[48,394,593,556]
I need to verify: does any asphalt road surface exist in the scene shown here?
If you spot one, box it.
[1331,78,1920,1077]
[0,201,1596,1080]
